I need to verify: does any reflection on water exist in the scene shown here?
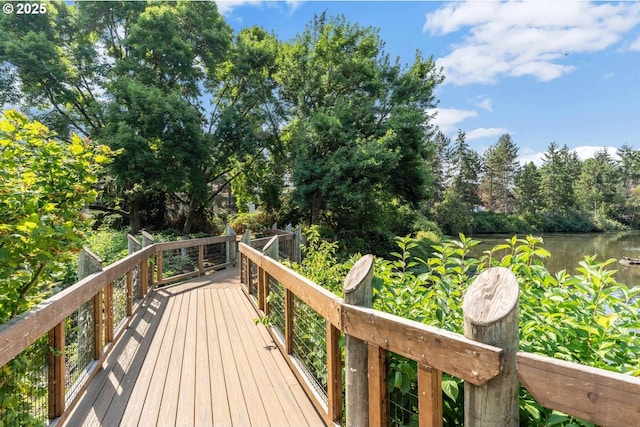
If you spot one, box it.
[471,231,640,288]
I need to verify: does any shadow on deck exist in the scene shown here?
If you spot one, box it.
[63,269,325,427]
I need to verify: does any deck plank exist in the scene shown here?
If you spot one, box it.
[62,269,325,427]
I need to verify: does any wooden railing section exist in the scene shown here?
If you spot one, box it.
[239,241,640,427]
[0,231,238,426]
[2,227,640,426]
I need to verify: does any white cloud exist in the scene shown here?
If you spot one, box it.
[424,1,640,85]
[603,72,615,80]
[518,145,619,166]
[631,35,640,51]
[217,0,300,15]
[572,145,619,162]
[216,1,263,15]
[476,97,493,112]
[466,127,508,141]
[429,108,477,134]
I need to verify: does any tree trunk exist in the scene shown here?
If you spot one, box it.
[182,196,197,236]
[310,189,323,225]
[130,199,142,233]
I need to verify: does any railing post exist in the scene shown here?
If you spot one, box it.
[463,267,519,427]
[327,322,343,423]
[261,235,279,314]
[293,226,302,263]
[263,235,279,261]
[343,254,374,427]
[78,249,103,359]
[226,224,237,268]
[368,344,388,427]
[198,245,204,276]
[127,234,142,254]
[141,231,155,289]
[240,230,251,284]
[48,322,65,419]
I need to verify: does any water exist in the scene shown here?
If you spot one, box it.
[470,231,640,288]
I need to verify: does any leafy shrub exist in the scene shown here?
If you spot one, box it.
[229,211,270,234]
[286,231,640,426]
[472,211,536,234]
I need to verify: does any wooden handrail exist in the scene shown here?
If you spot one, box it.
[238,241,640,427]
[0,231,239,425]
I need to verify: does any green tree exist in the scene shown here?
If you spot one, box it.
[277,14,443,231]
[540,142,580,212]
[480,134,520,213]
[616,145,640,226]
[449,130,482,209]
[515,162,543,215]
[576,149,620,216]
[0,110,112,321]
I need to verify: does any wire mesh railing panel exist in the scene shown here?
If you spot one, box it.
[65,301,95,402]
[162,246,200,279]
[388,353,419,427]
[112,274,128,329]
[267,275,285,339]
[0,337,49,426]
[204,242,226,267]
[132,265,141,304]
[292,295,328,401]
[250,261,258,299]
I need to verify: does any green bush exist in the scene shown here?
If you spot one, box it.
[287,232,640,426]
[228,211,270,235]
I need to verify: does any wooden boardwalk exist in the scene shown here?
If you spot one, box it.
[63,268,325,427]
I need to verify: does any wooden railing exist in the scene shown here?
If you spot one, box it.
[238,241,640,427]
[0,231,237,426]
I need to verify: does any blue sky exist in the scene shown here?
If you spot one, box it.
[219,0,640,164]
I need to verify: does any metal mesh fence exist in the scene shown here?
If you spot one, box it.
[132,264,141,304]
[267,275,285,337]
[160,246,199,279]
[65,301,95,402]
[292,295,328,401]
[204,242,226,267]
[0,337,49,425]
[112,274,128,329]
[388,353,419,427]
[250,260,258,299]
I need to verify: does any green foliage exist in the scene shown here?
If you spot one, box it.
[290,232,640,426]
[228,211,270,235]
[472,211,537,234]
[433,189,474,236]
[85,230,129,266]
[278,14,443,229]
[0,110,112,321]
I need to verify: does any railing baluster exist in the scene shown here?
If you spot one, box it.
[418,363,443,427]
[48,322,65,419]
[140,258,148,296]
[327,322,343,423]
[368,344,388,427]
[92,292,103,359]
[198,244,204,275]
[284,289,294,354]
[104,282,114,344]
[156,249,163,284]
[126,269,133,316]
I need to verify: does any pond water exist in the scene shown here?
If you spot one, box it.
[470,231,640,288]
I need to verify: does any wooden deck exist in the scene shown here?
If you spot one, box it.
[62,268,326,427]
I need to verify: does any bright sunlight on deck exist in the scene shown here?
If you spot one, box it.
[62,269,325,427]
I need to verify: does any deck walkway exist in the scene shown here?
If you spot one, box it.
[63,268,325,427]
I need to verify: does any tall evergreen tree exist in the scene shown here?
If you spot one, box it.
[450,130,482,209]
[480,134,520,213]
[277,14,443,230]
[515,162,543,215]
[540,142,580,212]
